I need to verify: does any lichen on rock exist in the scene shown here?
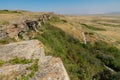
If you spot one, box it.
[0,40,69,80]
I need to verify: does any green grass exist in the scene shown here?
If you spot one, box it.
[0,38,16,44]
[27,59,39,72]
[0,21,9,25]
[98,23,120,28]
[0,58,34,67]
[21,75,29,80]
[0,60,5,66]
[93,41,120,72]
[9,57,33,64]
[81,23,106,31]
[33,23,105,80]
[0,16,119,80]
[0,10,21,14]
[12,59,39,80]
[32,22,120,80]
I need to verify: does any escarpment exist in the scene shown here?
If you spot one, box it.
[0,12,70,80]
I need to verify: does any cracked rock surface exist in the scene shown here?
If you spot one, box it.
[0,40,69,80]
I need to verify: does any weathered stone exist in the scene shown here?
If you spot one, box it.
[0,40,45,61]
[35,56,70,80]
[0,13,55,40]
[0,30,8,39]
[25,20,39,32]
[0,64,27,80]
[0,40,70,80]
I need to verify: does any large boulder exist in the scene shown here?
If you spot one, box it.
[0,40,70,80]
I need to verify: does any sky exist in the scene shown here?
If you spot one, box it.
[0,0,120,15]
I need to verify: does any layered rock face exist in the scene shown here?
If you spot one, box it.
[0,13,55,40]
[0,40,69,80]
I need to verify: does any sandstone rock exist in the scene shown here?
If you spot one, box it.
[0,40,45,61]
[0,13,56,40]
[0,30,8,39]
[0,40,70,80]
[35,56,70,80]
[0,64,27,80]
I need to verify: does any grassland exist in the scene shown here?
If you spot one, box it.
[0,10,120,80]
[33,22,120,80]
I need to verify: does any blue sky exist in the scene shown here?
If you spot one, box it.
[0,0,120,14]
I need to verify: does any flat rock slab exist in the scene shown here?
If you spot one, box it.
[0,40,70,80]
[35,56,70,80]
[0,40,45,61]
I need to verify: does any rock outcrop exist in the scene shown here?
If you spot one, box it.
[0,40,69,80]
[0,13,55,40]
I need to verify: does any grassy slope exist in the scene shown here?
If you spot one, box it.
[33,21,120,80]
[0,11,120,80]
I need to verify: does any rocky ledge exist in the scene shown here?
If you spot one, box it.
[0,40,69,80]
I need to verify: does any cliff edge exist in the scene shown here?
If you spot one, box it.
[0,40,69,80]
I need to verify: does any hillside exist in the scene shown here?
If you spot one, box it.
[0,10,120,80]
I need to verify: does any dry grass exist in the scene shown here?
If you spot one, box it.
[0,11,120,48]
[54,15,120,48]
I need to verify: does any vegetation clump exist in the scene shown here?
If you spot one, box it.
[9,57,33,64]
[81,23,106,31]
[0,10,21,14]
[0,60,5,67]
[0,38,16,44]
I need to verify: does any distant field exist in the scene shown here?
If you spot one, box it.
[55,15,120,49]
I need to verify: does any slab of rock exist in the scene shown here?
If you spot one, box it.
[0,40,45,61]
[0,40,70,80]
[0,64,27,80]
[35,56,70,80]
